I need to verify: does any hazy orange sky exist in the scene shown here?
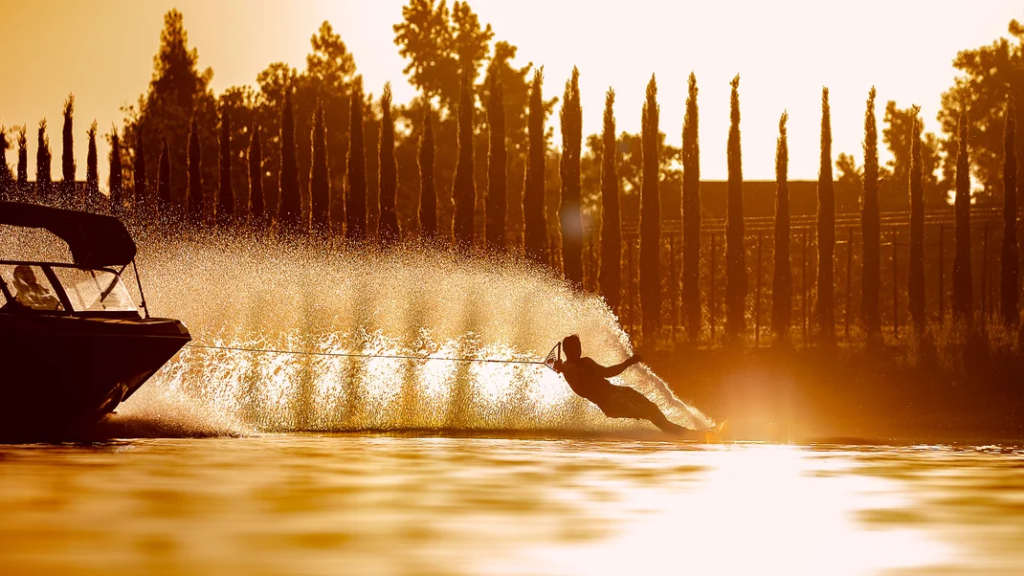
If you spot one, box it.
[2,0,1021,190]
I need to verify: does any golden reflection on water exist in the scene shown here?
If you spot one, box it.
[0,439,1022,576]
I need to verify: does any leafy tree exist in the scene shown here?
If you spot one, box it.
[218,103,234,225]
[937,19,1024,201]
[1001,100,1019,325]
[453,76,476,247]
[248,120,264,223]
[278,90,303,231]
[725,75,747,340]
[599,88,621,312]
[523,69,548,263]
[36,119,52,197]
[908,109,926,329]
[378,84,400,244]
[640,74,661,344]
[346,79,367,241]
[772,112,792,339]
[108,128,124,216]
[16,127,28,191]
[85,122,98,211]
[310,101,330,232]
[158,137,171,220]
[816,88,836,343]
[485,65,507,250]
[861,87,882,334]
[187,116,203,224]
[217,85,256,217]
[682,73,701,339]
[61,94,75,206]
[134,128,147,219]
[419,106,437,238]
[560,67,583,285]
[884,101,941,206]
[835,153,861,189]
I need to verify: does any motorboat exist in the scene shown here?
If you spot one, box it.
[0,201,190,438]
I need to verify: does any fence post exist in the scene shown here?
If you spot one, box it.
[845,227,853,341]
[802,229,808,343]
[892,229,899,340]
[938,223,945,325]
[755,231,763,347]
[710,233,717,345]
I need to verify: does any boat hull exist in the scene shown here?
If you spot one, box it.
[0,313,190,438]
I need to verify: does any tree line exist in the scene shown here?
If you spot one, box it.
[0,4,1021,349]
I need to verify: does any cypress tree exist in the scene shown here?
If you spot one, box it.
[640,74,662,345]
[108,128,124,216]
[134,128,147,219]
[278,90,302,231]
[378,84,400,244]
[187,116,203,224]
[36,119,52,198]
[771,112,792,339]
[725,75,747,340]
[248,120,264,224]
[346,80,367,241]
[85,122,98,212]
[310,101,331,233]
[861,87,882,335]
[681,72,702,339]
[453,75,476,247]
[1001,100,1019,325]
[560,67,584,285]
[953,107,973,319]
[157,138,171,221]
[17,127,28,191]
[218,103,234,225]
[523,69,548,263]
[61,95,75,207]
[599,88,621,312]
[0,127,11,200]
[816,87,836,343]
[419,106,437,239]
[908,109,926,330]
[486,66,508,250]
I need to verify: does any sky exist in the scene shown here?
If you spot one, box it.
[1,0,1021,189]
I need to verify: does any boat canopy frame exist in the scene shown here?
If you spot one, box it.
[0,202,136,269]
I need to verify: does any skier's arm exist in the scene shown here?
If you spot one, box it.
[595,354,642,378]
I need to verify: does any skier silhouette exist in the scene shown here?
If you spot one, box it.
[552,334,688,434]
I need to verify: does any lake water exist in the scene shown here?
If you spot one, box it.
[1,436,1022,576]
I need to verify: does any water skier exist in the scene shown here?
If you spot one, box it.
[552,335,689,434]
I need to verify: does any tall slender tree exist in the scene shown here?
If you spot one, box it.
[0,127,11,200]
[772,112,792,339]
[108,128,124,216]
[599,88,621,312]
[187,116,203,224]
[134,128,147,219]
[61,95,75,206]
[158,138,171,220]
[453,75,476,247]
[1001,100,1019,325]
[378,84,400,244]
[861,87,882,334]
[36,119,52,198]
[953,106,973,319]
[218,103,234,225]
[85,122,98,212]
[346,79,367,241]
[278,90,302,231]
[908,109,926,329]
[523,68,548,263]
[681,72,701,339]
[560,67,584,285]
[486,65,508,250]
[248,120,264,224]
[419,106,437,239]
[17,127,28,192]
[639,74,662,345]
[725,75,747,340]
[816,88,836,343]
[309,101,331,232]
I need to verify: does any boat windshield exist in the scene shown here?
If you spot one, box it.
[51,268,137,313]
[0,264,65,312]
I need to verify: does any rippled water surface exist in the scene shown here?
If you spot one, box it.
[2,437,1023,576]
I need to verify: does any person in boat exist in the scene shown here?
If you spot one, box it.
[9,265,62,311]
[552,335,688,434]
